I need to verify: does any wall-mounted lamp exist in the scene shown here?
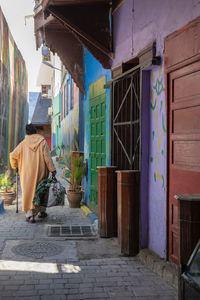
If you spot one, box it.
[42,61,62,71]
[42,44,49,57]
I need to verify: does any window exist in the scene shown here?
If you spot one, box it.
[64,84,68,116]
[61,90,64,120]
[71,78,74,110]
[67,79,71,113]
[41,85,51,97]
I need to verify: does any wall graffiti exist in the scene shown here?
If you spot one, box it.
[0,8,28,165]
[150,65,166,188]
[58,74,80,156]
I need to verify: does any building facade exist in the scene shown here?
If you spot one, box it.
[112,0,200,264]
[34,0,200,267]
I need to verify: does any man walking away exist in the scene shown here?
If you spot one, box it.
[10,124,56,223]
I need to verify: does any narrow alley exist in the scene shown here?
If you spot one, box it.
[1,1,200,299]
[0,160,177,300]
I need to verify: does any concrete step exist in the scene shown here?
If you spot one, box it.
[138,248,178,289]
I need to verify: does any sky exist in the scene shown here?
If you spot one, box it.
[0,0,41,92]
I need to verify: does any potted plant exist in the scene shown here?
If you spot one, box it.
[0,169,16,206]
[63,153,85,208]
[56,145,62,161]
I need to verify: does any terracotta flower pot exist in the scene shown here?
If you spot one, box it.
[0,191,16,206]
[67,190,82,208]
[56,156,62,161]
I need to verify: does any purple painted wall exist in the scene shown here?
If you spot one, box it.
[113,0,200,69]
[148,65,166,257]
[113,0,200,258]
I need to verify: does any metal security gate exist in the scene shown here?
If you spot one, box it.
[112,68,141,170]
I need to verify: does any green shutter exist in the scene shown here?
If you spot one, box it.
[89,77,106,211]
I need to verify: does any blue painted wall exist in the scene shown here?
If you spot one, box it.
[83,48,111,206]
[29,92,40,123]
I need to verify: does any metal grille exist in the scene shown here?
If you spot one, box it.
[48,225,96,237]
[112,68,141,170]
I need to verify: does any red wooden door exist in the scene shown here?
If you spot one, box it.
[168,60,200,264]
[45,136,51,151]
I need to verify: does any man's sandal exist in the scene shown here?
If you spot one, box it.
[26,216,36,223]
[38,212,48,218]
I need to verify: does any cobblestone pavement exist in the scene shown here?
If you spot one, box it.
[0,161,178,300]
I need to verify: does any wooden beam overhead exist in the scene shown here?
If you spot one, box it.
[42,0,111,10]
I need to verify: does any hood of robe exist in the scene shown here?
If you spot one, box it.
[24,134,45,152]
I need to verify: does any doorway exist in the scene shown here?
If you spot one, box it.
[166,17,200,264]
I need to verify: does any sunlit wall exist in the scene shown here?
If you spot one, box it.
[0,7,28,166]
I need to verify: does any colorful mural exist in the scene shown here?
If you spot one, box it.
[148,64,167,258]
[52,73,80,157]
[150,65,166,189]
[61,103,79,155]
[0,8,28,166]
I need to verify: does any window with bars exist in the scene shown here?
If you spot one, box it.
[41,85,51,97]
[111,68,141,171]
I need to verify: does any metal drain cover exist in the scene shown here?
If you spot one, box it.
[48,225,96,237]
[12,241,64,258]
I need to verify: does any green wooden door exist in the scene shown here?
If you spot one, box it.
[90,77,106,211]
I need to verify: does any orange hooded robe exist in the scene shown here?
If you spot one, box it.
[10,134,56,212]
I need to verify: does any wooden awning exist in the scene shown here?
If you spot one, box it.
[34,9,84,93]
[42,0,111,11]
[34,0,113,93]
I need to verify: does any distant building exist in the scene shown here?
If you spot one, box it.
[31,95,52,150]
[29,92,40,123]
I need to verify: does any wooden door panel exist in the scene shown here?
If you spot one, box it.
[169,61,200,264]
[173,141,200,169]
[173,106,200,133]
[45,136,51,151]
[173,70,200,102]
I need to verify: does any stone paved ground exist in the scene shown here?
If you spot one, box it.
[0,161,178,300]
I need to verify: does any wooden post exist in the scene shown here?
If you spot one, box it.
[98,166,117,238]
[176,194,200,269]
[116,170,140,256]
[175,194,200,300]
